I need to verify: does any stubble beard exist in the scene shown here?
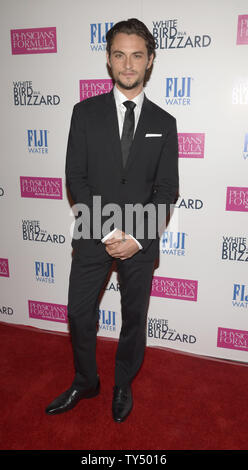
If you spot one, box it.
[115,77,142,90]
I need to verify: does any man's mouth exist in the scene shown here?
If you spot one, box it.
[121,72,136,78]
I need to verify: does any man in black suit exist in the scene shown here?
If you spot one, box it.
[46,18,179,422]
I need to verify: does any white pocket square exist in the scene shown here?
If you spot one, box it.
[145,133,162,137]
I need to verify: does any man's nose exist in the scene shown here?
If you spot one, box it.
[124,56,133,69]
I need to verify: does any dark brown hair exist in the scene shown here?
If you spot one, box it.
[106,18,156,59]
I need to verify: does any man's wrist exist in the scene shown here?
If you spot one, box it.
[128,234,143,250]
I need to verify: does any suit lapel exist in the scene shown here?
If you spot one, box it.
[103,90,123,171]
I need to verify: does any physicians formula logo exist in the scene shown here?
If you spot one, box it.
[0,258,9,277]
[237,15,248,45]
[178,133,205,158]
[80,79,113,101]
[11,27,57,54]
[151,276,198,301]
[28,300,67,323]
[20,176,62,199]
[226,187,248,212]
[217,327,248,352]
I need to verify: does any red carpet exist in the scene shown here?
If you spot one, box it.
[0,321,248,451]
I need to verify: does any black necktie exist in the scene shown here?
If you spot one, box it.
[121,101,136,167]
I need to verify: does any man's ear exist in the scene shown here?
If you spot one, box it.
[106,52,111,68]
[147,53,154,70]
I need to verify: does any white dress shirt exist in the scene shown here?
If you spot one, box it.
[101,85,144,250]
[113,85,144,137]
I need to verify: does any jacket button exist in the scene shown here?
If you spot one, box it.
[121,178,127,184]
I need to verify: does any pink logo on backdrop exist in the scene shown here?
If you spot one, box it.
[237,15,248,45]
[20,176,62,199]
[79,79,113,101]
[0,258,9,277]
[178,133,205,158]
[28,300,67,323]
[226,187,248,212]
[11,27,57,54]
[217,327,248,352]
[151,276,198,301]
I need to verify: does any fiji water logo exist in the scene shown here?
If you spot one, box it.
[35,262,55,284]
[160,231,187,256]
[79,79,113,101]
[90,22,114,51]
[217,327,248,352]
[98,309,116,332]
[20,176,62,199]
[237,15,248,45]
[28,300,67,323]
[232,284,248,309]
[27,130,48,154]
[11,27,57,54]
[243,134,248,159]
[0,258,9,277]
[151,276,198,301]
[226,187,248,212]
[178,133,205,158]
[165,77,193,105]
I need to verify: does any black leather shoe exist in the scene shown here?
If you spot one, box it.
[45,377,100,415]
[112,385,133,422]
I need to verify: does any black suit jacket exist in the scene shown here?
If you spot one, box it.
[65,89,179,262]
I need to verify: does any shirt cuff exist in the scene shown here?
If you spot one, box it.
[128,234,143,250]
[101,228,117,243]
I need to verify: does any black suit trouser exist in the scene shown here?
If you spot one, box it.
[67,242,155,390]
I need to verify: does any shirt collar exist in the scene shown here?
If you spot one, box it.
[113,84,144,109]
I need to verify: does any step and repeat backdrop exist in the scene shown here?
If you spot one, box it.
[1,0,247,362]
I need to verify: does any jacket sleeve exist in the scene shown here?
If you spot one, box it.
[65,103,98,241]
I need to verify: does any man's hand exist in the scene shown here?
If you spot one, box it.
[104,229,140,260]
